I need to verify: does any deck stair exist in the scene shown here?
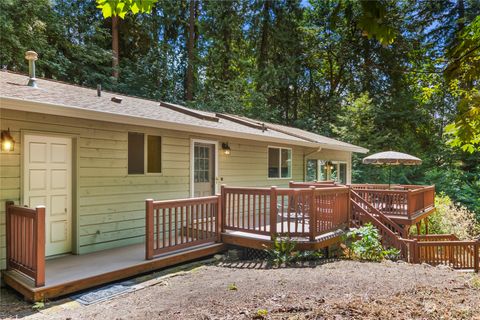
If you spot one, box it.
[349,190,479,271]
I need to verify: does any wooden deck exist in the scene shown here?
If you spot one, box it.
[3,182,443,302]
[2,242,225,302]
[222,229,346,251]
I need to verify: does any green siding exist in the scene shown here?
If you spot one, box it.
[0,107,352,269]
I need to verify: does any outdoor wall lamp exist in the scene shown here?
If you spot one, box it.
[222,142,231,155]
[1,128,15,152]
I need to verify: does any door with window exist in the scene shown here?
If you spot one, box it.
[193,142,216,197]
[23,134,72,256]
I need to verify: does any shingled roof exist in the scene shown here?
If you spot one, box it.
[0,71,367,153]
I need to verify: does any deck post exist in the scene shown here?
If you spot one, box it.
[269,187,277,240]
[5,200,14,271]
[413,239,419,263]
[216,193,222,242]
[34,206,46,287]
[475,239,479,273]
[407,190,414,218]
[220,184,226,234]
[347,187,352,228]
[145,199,154,260]
[309,186,316,241]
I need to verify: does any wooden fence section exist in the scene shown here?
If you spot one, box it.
[412,234,459,241]
[145,196,221,260]
[5,201,45,287]
[410,240,479,271]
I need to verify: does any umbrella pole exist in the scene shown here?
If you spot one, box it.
[388,165,392,189]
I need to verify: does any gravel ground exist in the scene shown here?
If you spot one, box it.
[2,260,480,320]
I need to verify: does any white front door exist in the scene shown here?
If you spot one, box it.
[23,134,72,256]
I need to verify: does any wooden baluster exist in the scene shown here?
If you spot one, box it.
[474,240,479,273]
[253,194,256,231]
[247,193,251,230]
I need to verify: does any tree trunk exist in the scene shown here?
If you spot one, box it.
[112,15,120,79]
[185,0,196,101]
[256,0,270,91]
[457,0,465,32]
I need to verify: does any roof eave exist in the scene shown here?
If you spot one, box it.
[0,96,321,148]
[315,143,369,154]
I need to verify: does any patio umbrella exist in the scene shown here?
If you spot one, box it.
[362,151,422,188]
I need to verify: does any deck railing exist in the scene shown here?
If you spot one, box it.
[222,185,349,240]
[145,196,221,260]
[221,186,272,236]
[350,196,409,257]
[5,201,45,287]
[350,190,406,237]
[350,184,435,218]
[409,239,479,271]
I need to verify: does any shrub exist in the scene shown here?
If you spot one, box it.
[264,236,324,267]
[345,223,400,262]
[264,236,297,267]
[412,194,480,239]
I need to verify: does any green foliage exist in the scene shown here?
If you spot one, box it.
[264,236,324,267]
[227,283,237,291]
[425,162,480,220]
[2,0,479,220]
[256,309,268,318]
[346,223,400,262]
[264,236,298,267]
[32,301,45,310]
[412,195,480,239]
[96,0,157,18]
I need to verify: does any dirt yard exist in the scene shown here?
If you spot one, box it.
[2,260,480,320]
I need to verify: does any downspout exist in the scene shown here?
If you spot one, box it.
[303,147,322,181]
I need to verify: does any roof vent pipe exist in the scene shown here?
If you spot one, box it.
[25,51,38,88]
[97,84,101,97]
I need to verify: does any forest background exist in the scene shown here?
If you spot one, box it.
[1,0,479,221]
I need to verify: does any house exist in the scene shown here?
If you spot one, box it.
[0,66,369,297]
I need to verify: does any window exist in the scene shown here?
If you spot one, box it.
[310,159,347,184]
[194,144,211,183]
[128,132,144,174]
[268,147,292,178]
[306,159,317,181]
[147,135,162,173]
[128,132,162,174]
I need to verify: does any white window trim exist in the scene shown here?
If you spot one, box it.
[267,146,293,180]
[190,139,219,197]
[127,132,163,176]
